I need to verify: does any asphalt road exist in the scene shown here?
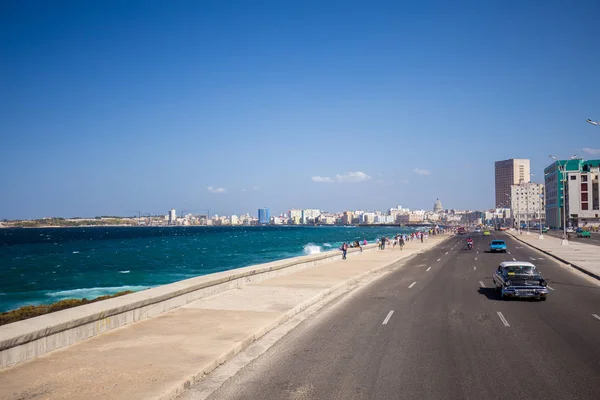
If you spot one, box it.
[204,232,600,400]
[543,229,600,246]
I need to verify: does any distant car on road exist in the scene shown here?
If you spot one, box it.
[566,227,575,233]
[576,228,591,238]
[489,240,507,253]
[542,226,549,233]
[492,261,549,301]
[483,230,491,236]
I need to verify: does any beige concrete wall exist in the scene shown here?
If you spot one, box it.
[0,244,377,369]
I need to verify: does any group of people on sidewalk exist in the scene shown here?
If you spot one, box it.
[378,231,428,250]
[339,230,434,259]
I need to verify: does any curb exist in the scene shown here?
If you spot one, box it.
[507,233,600,281]
[157,236,450,400]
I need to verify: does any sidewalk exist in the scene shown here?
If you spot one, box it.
[0,235,449,400]
[508,231,600,280]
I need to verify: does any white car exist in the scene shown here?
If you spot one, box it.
[566,227,574,233]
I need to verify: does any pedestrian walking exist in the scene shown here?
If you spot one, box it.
[341,242,348,259]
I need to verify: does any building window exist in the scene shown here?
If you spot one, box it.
[582,203,588,210]
[582,193,588,201]
[581,175,587,182]
[581,183,588,192]
[570,176,576,180]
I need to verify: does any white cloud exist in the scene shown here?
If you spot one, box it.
[312,171,372,183]
[252,185,260,190]
[583,147,600,155]
[207,186,227,193]
[412,168,432,176]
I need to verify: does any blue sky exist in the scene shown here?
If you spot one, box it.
[1,0,599,219]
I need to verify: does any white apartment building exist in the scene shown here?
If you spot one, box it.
[495,158,530,208]
[288,209,302,224]
[230,215,239,225]
[168,209,177,225]
[301,209,321,224]
[566,164,600,227]
[510,182,545,227]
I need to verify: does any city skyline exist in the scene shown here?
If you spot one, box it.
[2,1,599,220]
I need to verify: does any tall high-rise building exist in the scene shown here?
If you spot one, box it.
[168,209,177,225]
[258,208,270,225]
[495,159,530,208]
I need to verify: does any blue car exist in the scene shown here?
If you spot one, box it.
[489,240,507,253]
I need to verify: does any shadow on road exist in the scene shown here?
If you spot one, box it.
[478,287,502,301]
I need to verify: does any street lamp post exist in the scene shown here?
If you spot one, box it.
[549,154,578,246]
[539,192,544,239]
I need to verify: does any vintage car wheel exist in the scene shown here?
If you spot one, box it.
[540,296,547,301]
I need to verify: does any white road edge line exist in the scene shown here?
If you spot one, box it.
[479,281,485,288]
[547,286,555,291]
[497,312,510,327]
[409,282,417,289]
[382,310,395,325]
[592,314,600,322]
[426,267,431,272]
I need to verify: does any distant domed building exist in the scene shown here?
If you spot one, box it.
[433,199,443,213]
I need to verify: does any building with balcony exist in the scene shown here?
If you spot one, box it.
[510,182,545,228]
[566,161,600,227]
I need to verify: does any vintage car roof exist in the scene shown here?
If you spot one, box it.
[499,261,536,268]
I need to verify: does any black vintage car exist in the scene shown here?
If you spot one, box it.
[492,261,549,301]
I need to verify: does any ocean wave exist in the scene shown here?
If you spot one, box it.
[119,270,130,274]
[322,243,332,247]
[72,251,80,254]
[303,243,322,255]
[46,285,149,299]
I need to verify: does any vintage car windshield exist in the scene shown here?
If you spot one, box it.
[491,241,505,245]
[503,265,538,276]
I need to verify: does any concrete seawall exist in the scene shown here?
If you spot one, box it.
[0,244,376,369]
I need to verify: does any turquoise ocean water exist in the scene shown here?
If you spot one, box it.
[0,225,425,312]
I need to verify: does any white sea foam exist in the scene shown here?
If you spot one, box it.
[46,285,149,299]
[322,243,332,247]
[72,251,80,254]
[303,244,322,255]
[119,270,130,274]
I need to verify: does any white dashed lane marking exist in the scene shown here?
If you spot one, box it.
[409,282,417,289]
[497,312,510,327]
[479,281,485,288]
[445,252,449,255]
[547,286,555,290]
[512,258,516,261]
[437,258,441,262]
[592,314,600,322]
[426,267,431,272]
[382,310,394,325]
[473,266,476,270]
[529,257,537,261]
